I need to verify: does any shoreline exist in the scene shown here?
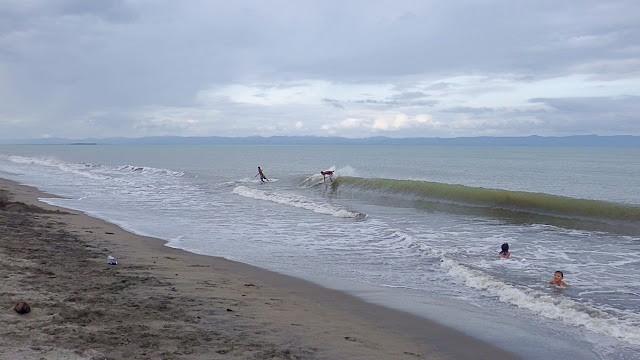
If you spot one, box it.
[1,177,521,359]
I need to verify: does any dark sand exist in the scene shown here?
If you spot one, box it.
[0,177,521,359]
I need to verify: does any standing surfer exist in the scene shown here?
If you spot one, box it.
[255,167,269,182]
[321,170,334,183]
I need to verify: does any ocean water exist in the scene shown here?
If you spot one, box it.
[1,145,639,360]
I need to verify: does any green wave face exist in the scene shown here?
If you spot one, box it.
[333,177,640,223]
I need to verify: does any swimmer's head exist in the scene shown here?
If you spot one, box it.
[501,243,509,252]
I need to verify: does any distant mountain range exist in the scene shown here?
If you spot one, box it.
[1,135,639,146]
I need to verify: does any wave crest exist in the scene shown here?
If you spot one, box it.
[333,177,640,222]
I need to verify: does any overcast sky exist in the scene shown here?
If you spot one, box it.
[1,0,639,139]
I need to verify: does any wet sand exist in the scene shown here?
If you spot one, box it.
[0,177,521,359]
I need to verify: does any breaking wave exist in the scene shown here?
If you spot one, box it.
[441,258,640,345]
[232,185,364,218]
[333,177,640,223]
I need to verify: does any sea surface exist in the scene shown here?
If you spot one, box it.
[1,145,639,360]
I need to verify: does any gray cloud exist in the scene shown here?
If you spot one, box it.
[442,107,498,115]
[424,83,453,91]
[391,92,429,100]
[322,98,345,109]
[1,0,639,139]
[529,96,640,113]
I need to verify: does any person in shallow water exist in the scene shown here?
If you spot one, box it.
[499,243,510,258]
[255,167,269,182]
[549,270,568,286]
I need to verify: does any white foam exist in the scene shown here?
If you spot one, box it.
[299,165,357,188]
[440,257,640,345]
[214,178,275,188]
[232,185,363,218]
[116,165,185,177]
[299,174,325,188]
[9,156,110,181]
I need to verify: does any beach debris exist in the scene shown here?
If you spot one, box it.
[107,255,118,265]
[105,231,115,235]
[14,301,31,314]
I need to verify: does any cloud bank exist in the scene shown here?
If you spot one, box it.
[1,0,639,139]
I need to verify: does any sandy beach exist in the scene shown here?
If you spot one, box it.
[0,177,521,360]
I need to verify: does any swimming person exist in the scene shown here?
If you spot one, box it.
[320,170,334,183]
[499,243,510,258]
[549,271,568,286]
[255,166,269,182]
